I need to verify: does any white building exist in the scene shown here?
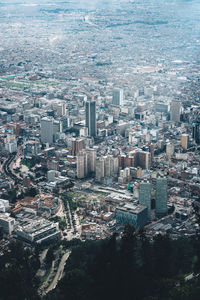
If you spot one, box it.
[0,199,9,213]
[0,214,15,234]
[112,88,123,106]
[15,217,60,244]
[5,140,17,153]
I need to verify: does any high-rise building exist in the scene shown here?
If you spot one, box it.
[156,177,168,216]
[77,149,96,179]
[95,157,105,181]
[86,100,96,137]
[170,100,181,122]
[180,134,189,150]
[135,151,151,169]
[71,138,84,156]
[166,143,174,158]
[53,120,62,142]
[57,102,66,117]
[112,88,123,106]
[139,181,151,220]
[41,117,54,145]
[85,148,96,173]
[192,115,200,144]
[148,143,154,162]
[77,152,86,179]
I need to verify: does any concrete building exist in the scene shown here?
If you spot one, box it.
[53,120,62,141]
[5,140,17,153]
[95,157,105,181]
[155,103,169,113]
[116,203,148,229]
[41,117,54,144]
[139,182,151,219]
[77,149,96,179]
[85,148,96,173]
[112,88,123,106]
[166,143,174,158]
[0,214,15,234]
[135,151,151,169]
[156,177,168,216]
[71,138,84,156]
[86,100,96,137]
[77,152,86,179]
[0,199,9,213]
[180,134,189,150]
[47,170,59,182]
[15,218,60,244]
[57,102,66,117]
[193,116,200,144]
[24,140,41,157]
[170,100,181,122]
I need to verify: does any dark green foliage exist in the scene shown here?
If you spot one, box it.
[46,226,197,300]
[0,241,40,300]
[45,247,55,268]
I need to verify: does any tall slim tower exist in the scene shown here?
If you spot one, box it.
[193,115,200,144]
[112,88,123,106]
[156,177,168,216]
[139,181,151,220]
[86,100,97,137]
[41,117,54,145]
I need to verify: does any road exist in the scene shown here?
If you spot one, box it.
[45,250,71,294]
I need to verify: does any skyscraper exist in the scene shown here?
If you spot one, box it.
[41,117,54,145]
[86,100,97,137]
[139,181,151,220]
[193,115,200,144]
[170,100,181,122]
[156,177,168,216]
[112,88,123,106]
[180,134,189,150]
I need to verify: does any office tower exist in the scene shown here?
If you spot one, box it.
[86,100,96,137]
[170,100,181,122]
[156,177,168,215]
[112,88,123,106]
[95,157,105,181]
[180,134,189,150]
[139,182,151,219]
[41,117,54,144]
[193,116,200,144]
